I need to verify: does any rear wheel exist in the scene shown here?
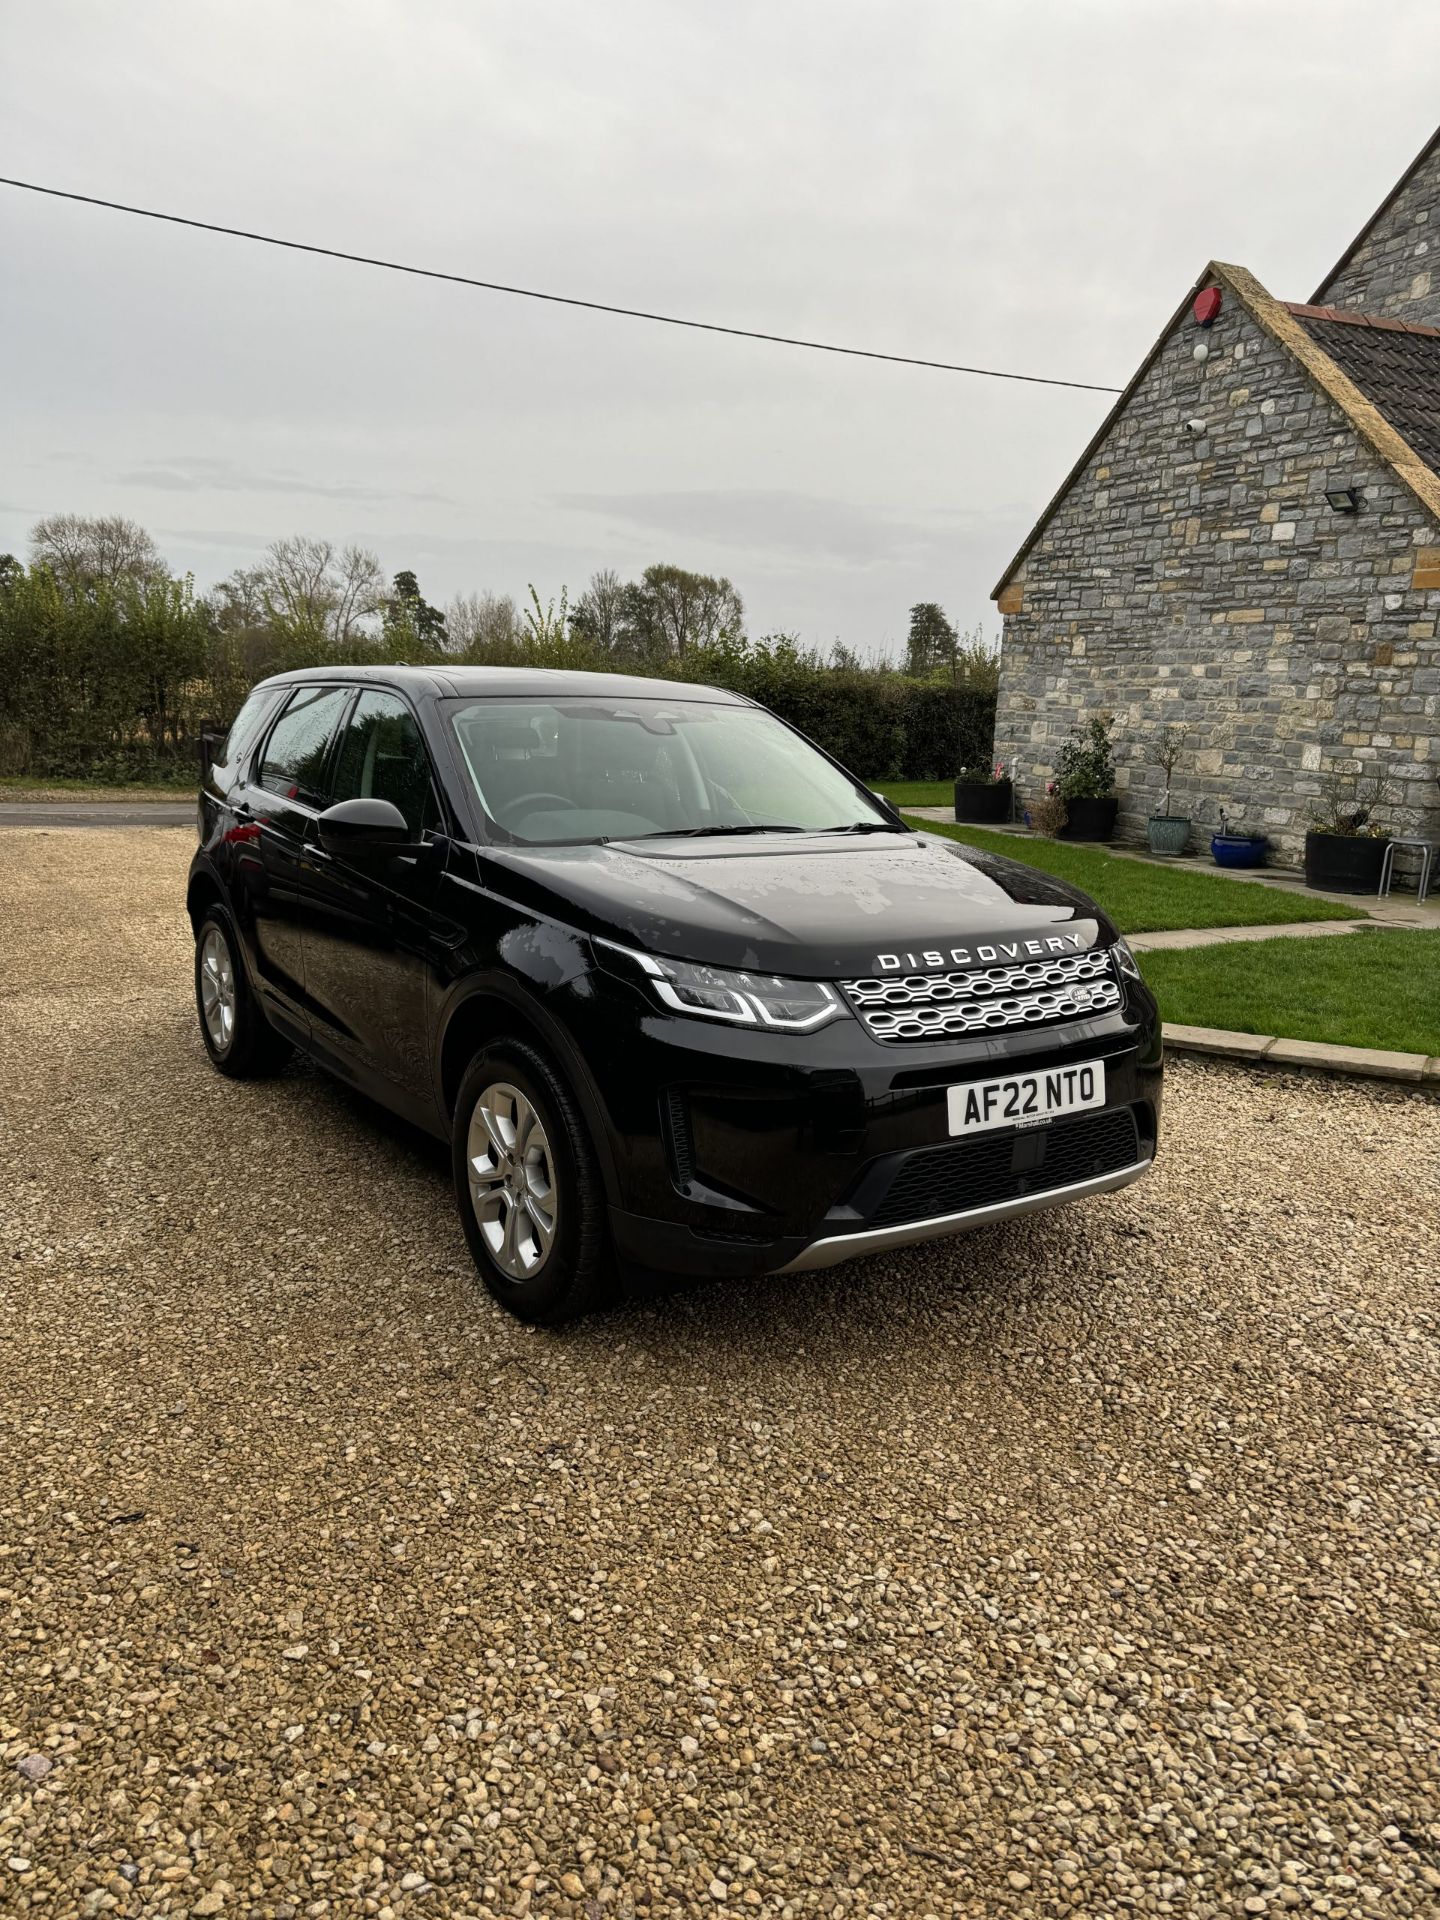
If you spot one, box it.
[193,907,292,1079]
[452,1040,610,1324]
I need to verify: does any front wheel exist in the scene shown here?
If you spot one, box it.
[194,908,292,1079]
[451,1040,611,1324]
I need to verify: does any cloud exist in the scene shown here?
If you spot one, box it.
[555,488,1010,569]
[151,526,275,554]
[115,456,452,506]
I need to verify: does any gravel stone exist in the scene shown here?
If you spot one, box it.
[1,826,1438,1918]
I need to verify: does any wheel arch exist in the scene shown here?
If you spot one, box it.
[186,863,227,932]
[436,982,622,1206]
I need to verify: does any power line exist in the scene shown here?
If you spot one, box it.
[0,173,1122,395]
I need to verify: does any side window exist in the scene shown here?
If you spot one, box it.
[256,686,351,807]
[215,686,283,781]
[329,690,437,833]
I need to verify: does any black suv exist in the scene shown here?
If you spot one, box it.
[189,667,1161,1321]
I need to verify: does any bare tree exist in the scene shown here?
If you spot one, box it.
[330,544,387,646]
[210,565,269,631]
[30,514,166,595]
[569,568,629,655]
[256,536,385,648]
[445,589,520,658]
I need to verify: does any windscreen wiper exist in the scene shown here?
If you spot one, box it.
[623,823,809,841]
[816,820,910,834]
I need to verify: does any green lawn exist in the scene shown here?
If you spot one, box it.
[0,776,187,802]
[904,814,1361,935]
[1139,930,1440,1056]
[870,779,958,808]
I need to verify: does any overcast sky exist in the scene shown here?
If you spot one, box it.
[3,2,1437,654]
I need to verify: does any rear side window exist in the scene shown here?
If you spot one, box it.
[256,686,351,807]
[212,686,283,784]
[329,690,438,833]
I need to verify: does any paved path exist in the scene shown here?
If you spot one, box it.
[0,801,194,828]
[1129,918,1370,952]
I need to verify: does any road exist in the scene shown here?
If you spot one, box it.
[0,800,195,828]
[1,826,1437,1918]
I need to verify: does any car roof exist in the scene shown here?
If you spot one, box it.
[255,663,749,703]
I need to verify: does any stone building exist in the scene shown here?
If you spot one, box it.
[991,126,1440,861]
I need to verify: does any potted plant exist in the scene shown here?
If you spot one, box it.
[953,758,1013,824]
[1146,724,1191,856]
[1055,713,1119,841]
[1304,770,1394,893]
[1210,806,1268,868]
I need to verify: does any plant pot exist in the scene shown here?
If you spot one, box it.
[1210,833,1268,869]
[1057,795,1119,841]
[952,777,1012,823]
[1304,829,1387,894]
[1146,814,1192,856]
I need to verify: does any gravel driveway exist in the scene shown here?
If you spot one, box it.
[2,828,1437,1919]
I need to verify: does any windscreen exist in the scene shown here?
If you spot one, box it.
[447,697,893,845]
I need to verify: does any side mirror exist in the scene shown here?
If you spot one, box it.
[317,796,416,854]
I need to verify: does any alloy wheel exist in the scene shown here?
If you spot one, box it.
[199,927,237,1052]
[466,1081,559,1280]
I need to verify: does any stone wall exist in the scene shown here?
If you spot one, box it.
[1316,135,1440,325]
[992,288,1440,864]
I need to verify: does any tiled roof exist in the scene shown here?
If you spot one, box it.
[1289,306,1440,476]
[1284,302,1440,338]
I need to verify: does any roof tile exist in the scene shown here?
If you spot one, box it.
[1292,314,1440,476]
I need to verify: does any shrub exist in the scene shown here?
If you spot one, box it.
[1055,712,1117,801]
[1309,768,1399,839]
[656,638,994,781]
[1030,791,1068,837]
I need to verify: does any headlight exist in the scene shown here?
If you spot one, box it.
[1110,937,1143,981]
[596,940,846,1031]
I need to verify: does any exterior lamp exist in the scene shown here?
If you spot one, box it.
[1325,483,1360,513]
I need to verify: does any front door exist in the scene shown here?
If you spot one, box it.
[300,688,447,1106]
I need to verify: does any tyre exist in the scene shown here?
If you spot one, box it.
[193,906,293,1079]
[452,1039,611,1324]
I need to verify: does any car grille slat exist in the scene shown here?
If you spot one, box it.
[867,1107,1142,1229]
[841,949,1121,1042]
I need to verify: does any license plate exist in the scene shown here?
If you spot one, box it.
[947,1060,1106,1137]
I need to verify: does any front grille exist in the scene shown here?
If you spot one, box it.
[867,1106,1141,1230]
[842,949,1120,1042]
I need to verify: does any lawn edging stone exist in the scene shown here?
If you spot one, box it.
[1164,1021,1436,1085]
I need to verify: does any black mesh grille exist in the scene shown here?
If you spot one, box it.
[661,1089,695,1186]
[867,1107,1142,1230]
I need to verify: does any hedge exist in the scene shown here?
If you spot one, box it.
[668,648,995,780]
[0,570,996,784]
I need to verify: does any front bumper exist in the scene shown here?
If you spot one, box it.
[776,1155,1152,1272]
[576,962,1163,1280]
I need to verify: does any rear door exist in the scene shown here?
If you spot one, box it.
[239,684,352,1020]
[300,688,448,1106]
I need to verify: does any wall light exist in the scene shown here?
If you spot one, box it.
[1325,483,1360,513]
